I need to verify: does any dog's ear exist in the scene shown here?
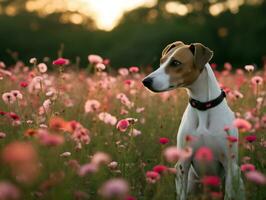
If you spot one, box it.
[162,41,184,56]
[189,43,213,70]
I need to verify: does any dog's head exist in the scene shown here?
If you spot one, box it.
[142,41,213,92]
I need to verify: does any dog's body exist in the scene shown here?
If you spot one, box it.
[143,41,245,200]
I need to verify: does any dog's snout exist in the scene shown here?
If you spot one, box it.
[142,77,153,88]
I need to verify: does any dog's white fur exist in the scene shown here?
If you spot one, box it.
[143,48,245,200]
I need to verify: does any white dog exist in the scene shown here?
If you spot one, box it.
[142,41,245,200]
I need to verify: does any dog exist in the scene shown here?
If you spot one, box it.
[142,41,245,200]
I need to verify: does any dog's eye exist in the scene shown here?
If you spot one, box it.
[170,60,182,67]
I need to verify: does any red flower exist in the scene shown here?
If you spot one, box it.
[201,176,221,186]
[153,165,167,174]
[6,112,20,121]
[245,135,256,143]
[159,137,169,144]
[52,58,69,66]
[210,63,217,69]
[20,81,28,88]
[195,147,213,162]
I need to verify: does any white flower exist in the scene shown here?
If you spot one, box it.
[29,57,37,64]
[60,152,71,157]
[244,65,254,72]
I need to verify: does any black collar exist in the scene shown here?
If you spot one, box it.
[189,90,226,111]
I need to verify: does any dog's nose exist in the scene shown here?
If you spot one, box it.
[142,77,153,88]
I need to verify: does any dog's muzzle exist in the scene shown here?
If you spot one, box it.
[142,77,153,89]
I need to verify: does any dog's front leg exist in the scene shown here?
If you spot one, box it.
[175,160,190,200]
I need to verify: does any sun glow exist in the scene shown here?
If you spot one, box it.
[25,0,157,30]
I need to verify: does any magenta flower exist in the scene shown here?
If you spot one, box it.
[159,137,170,144]
[226,135,238,143]
[52,58,69,66]
[201,176,221,187]
[153,165,168,174]
[241,163,256,172]
[245,135,257,143]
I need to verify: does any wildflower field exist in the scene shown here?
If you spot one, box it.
[0,56,265,200]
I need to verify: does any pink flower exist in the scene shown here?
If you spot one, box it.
[10,90,23,100]
[0,61,6,68]
[146,171,160,184]
[0,132,6,139]
[163,146,191,163]
[226,135,238,143]
[118,68,129,76]
[159,137,170,144]
[0,182,20,200]
[38,63,48,73]
[153,165,168,174]
[245,135,257,143]
[95,63,106,71]
[98,112,117,126]
[233,118,252,132]
[201,176,221,186]
[2,92,16,104]
[195,147,213,162]
[245,170,266,185]
[88,54,103,64]
[38,131,64,146]
[108,161,118,170]
[224,62,232,71]
[2,142,39,183]
[116,119,130,132]
[99,178,129,198]
[103,59,110,65]
[78,163,98,176]
[251,76,263,85]
[241,163,255,172]
[129,66,139,73]
[84,99,101,113]
[52,58,69,66]
[91,152,111,167]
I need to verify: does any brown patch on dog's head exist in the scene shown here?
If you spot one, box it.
[162,42,213,87]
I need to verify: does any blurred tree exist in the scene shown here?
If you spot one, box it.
[0,0,265,69]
